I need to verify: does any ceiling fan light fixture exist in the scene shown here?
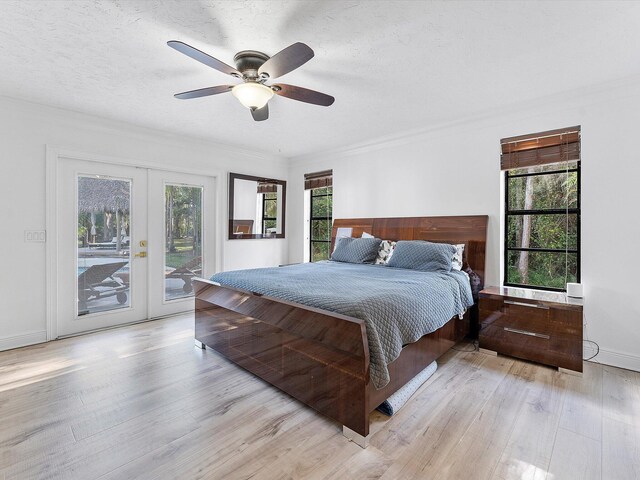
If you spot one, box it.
[232,82,274,109]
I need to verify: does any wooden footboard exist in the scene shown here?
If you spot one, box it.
[194,278,469,438]
[194,278,372,436]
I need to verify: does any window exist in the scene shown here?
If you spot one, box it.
[310,186,333,262]
[502,127,580,291]
[304,170,333,262]
[262,191,277,233]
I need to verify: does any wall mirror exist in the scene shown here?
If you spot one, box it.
[228,172,286,239]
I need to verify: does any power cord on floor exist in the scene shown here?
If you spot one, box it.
[583,312,600,362]
[452,339,479,352]
[584,340,600,361]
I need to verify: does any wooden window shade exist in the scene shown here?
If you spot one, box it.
[500,126,581,171]
[304,169,333,190]
[257,182,277,194]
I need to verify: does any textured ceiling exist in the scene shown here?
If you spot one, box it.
[1,1,639,157]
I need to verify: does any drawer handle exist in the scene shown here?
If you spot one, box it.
[504,300,549,310]
[504,327,550,339]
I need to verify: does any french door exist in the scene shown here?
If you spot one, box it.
[56,158,215,337]
[147,170,215,318]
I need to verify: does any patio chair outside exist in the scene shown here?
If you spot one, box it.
[166,256,202,293]
[78,261,129,314]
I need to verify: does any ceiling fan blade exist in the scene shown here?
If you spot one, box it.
[273,84,334,106]
[251,104,269,121]
[258,42,314,79]
[167,41,241,77]
[174,85,234,99]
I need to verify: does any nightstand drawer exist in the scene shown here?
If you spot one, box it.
[480,299,551,336]
[480,323,550,357]
[480,325,582,371]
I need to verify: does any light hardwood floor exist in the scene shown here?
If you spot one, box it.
[1,314,638,480]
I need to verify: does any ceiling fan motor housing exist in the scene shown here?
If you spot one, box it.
[233,50,270,81]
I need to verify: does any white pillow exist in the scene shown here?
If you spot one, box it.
[361,231,374,238]
[452,244,465,271]
[375,240,397,265]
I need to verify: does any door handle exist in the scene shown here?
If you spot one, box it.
[135,251,147,258]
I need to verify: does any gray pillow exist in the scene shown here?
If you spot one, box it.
[331,237,382,264]
[387,241,456,272]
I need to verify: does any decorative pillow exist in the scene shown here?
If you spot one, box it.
[464,265,483,300]
[387,241,456,272]
[361,231,374,238]
[452,244,465,271]
[375,240,397,265]
[331,237,382,264]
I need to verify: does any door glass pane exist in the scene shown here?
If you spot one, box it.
[77,176,131,316]
[165,184,203,300]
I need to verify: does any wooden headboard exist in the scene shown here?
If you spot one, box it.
[331,215,489,284]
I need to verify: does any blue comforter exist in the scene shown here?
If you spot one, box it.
[211,261,473,389]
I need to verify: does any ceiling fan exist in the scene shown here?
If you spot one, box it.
[167,41,335,121]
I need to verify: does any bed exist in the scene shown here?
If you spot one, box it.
[193,215,488,447]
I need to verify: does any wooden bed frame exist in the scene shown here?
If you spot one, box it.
[193,215,488,447]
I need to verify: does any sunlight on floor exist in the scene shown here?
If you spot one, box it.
[117,328,194,358]
[506,458,550,480]
[0,358,86,393]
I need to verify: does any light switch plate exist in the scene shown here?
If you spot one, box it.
[24,230,46,242]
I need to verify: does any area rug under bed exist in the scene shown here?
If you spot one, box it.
[376,360,438,416]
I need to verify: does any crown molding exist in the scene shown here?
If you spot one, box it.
[0,95,287,165]
[288,73,640,165]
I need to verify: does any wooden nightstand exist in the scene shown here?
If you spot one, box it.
[479,286,584,374]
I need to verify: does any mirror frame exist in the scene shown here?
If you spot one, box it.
[228,172,286,240]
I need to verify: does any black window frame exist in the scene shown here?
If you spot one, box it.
[261,192,277,234]
[503,161,581,292]
[309,186,333,262]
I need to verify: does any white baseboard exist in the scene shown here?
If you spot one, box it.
[0,330,47,352]
[585,344,640,372]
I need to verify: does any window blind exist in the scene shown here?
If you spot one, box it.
[500,126,581,171]
[257,182,277,194]
[304,169,333,190]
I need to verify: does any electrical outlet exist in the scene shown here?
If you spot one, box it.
[24,230,46,243]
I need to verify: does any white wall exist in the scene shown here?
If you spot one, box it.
[0,96,288,350]
[233,178,260,232]
[288,78,640,372]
